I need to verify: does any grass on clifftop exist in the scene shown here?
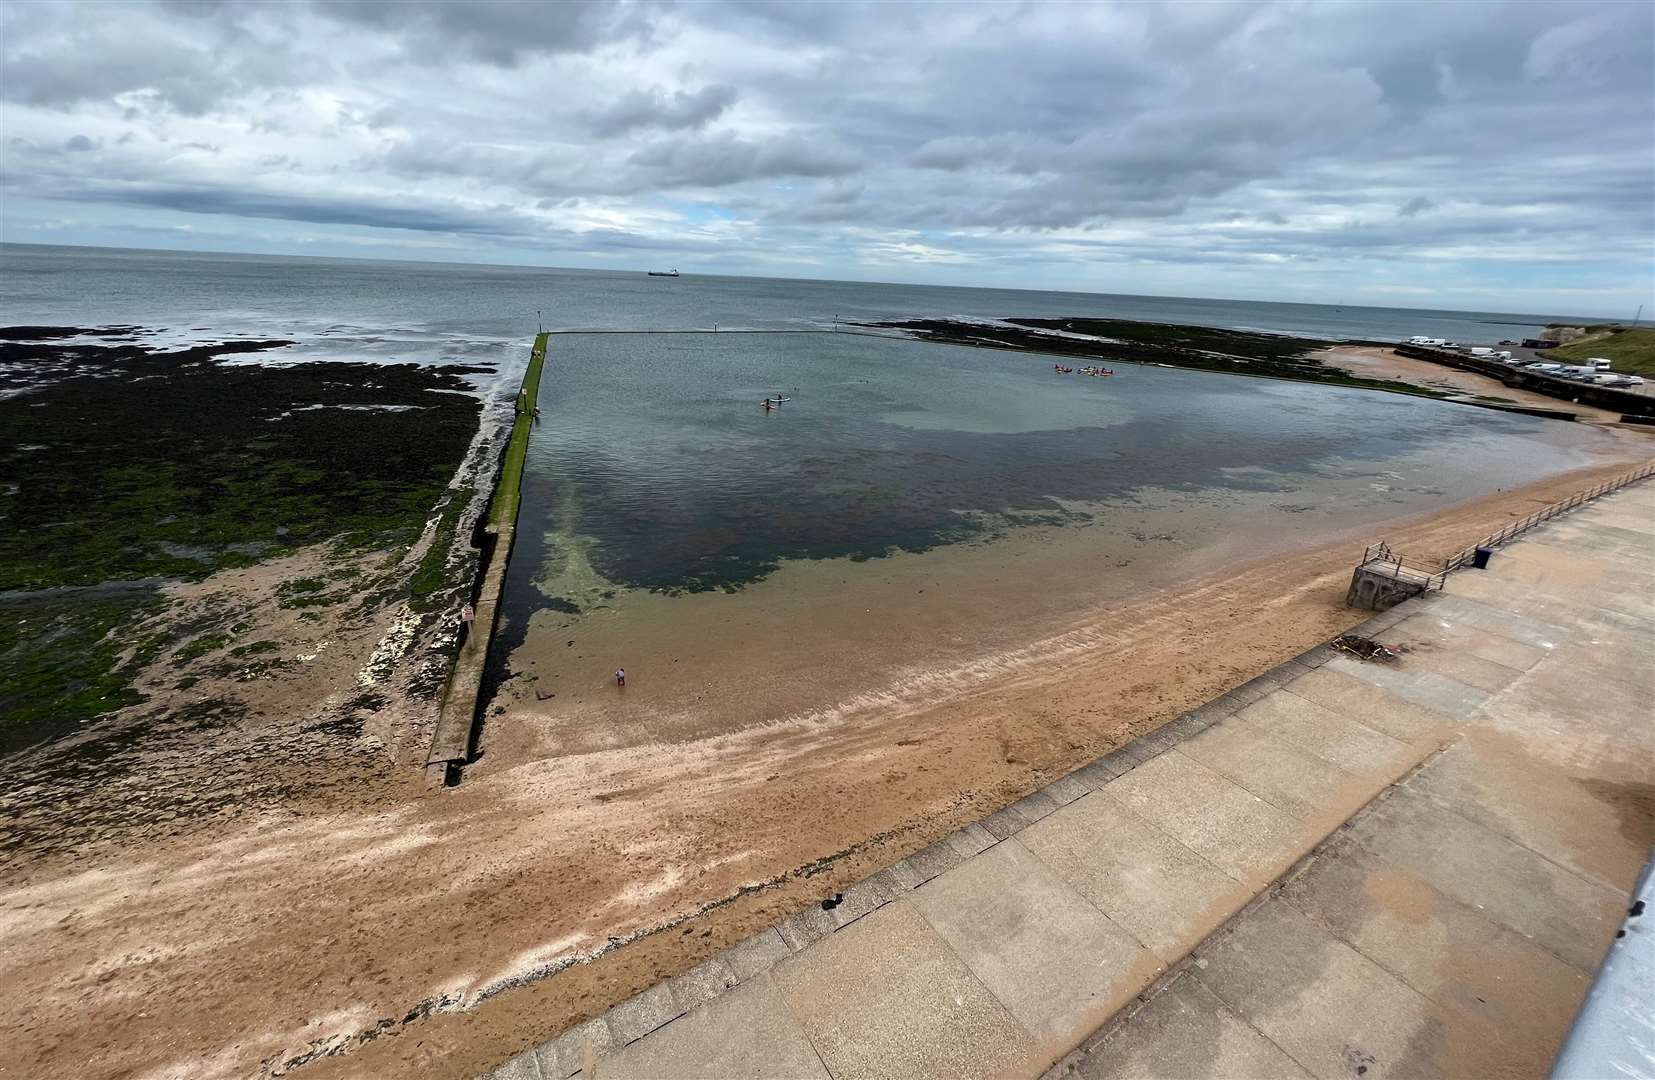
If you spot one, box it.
[1549,327,1655,376]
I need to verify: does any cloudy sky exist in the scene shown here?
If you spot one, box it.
[2,0,1651,313]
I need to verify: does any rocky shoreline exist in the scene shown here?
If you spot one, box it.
[867,316,1443,395]
[0,326,502,863]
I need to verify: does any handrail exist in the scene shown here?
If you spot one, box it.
[1357,462,1655,592]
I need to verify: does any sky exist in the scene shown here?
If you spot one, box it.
[2,0,1652,315]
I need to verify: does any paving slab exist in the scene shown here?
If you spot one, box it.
[1178,715,1368,821]
[533,1016,616,1079]
[777,902,837,952]
[599,972,829,1080]
[606,981,684,1045]
[1042,773,1092,805]
[1324,653,1491,720]
[911,838,1154,1044]
[718,927,792,982]
[1391,647,1525,695]
[1454,545,1655,627]
[1342,788,1624,972]
[945,822,998,858]
[1281,833,1590,1079]
[1234,691,1418,776]
[1193,898,1446,1080]
[828,865,908,929]
[1017,794,1247,961]
[1102,750,1308,882]
[1069,756,1128,790]
[1062,972,1312,1080]
[1386,612,1547,671]
[771,899,1033,1080]
[903,838,967,884]
[1401,738,1649,892]
[485,1050,541,1080]
[1282,668,1456,743]
[1418,593,1571,651]
[1469,651,1655,781]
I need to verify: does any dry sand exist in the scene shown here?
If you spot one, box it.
[3,451,1652,1080]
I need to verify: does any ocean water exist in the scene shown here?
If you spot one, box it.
[2,242,1620,736]
[0,242,1591,354]
[1,240,1615,596]
[491,326,1612,752]
[511,330,1606,599]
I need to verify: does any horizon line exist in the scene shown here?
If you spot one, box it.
[0,237,1635,325]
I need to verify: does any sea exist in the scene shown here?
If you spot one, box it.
[0,241,1589,358]
[2,239,1627,753]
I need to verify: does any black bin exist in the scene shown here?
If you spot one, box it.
[1471,547,1493,570]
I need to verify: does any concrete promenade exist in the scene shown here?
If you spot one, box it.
[487,487,1653,1080]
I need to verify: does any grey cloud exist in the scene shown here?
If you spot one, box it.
[57,181,518,236]
[626,132,862,190]
[317,0,660,66]
[582,85,739,136]
[0,0,1649,306]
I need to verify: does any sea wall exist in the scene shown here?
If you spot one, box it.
[1394,345,1655,417]
[426,332,548,780]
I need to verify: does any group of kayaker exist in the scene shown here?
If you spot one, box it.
[1054,363,1114,377]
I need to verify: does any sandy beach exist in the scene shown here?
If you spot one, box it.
[4,449,1651,1080]
[1318,345,1629,422]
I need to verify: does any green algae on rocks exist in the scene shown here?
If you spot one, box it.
[0,327,486,751]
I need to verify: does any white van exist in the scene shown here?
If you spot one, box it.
[1492,351,1513,361]
[1525,362,1564,372]
[1467,347,1494,357]
[1584,357,1612,370]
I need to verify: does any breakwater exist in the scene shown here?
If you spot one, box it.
[426,333,548,780]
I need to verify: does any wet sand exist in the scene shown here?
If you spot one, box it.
[3,453,1652,1080]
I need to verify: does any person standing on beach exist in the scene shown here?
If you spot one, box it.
[615,668,626,687]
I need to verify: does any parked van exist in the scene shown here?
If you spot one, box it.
[1492,351,1513,361]
[1585,358,1612,370]
[1467,347,1494,357]
[1525,362,1564,372]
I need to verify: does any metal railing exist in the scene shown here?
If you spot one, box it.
[1358,461,1655,590]
[1357,541,1450,590]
